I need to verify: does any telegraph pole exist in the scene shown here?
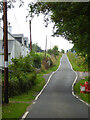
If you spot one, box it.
[3,0,9,103]
[29,20,32,51]
[45,35,47,57]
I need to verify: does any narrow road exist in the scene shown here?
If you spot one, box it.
[26,54,89,118]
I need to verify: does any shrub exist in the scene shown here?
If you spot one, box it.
[8,72,36,97]
[42,56,53,69]
[41,64,46,72]
[5,54,37,97]
[8,77,20,97]
[30,51,42,68]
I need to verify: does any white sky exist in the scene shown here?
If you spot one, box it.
[1,0,74,51]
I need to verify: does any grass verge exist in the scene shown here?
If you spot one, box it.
[74,77,90,104]
[2,54,62,119]
[67,52,88,72]
[67,52,89,104]
[2,103,29,119]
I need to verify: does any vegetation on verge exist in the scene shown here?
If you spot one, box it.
[67,52,88,72]
[2,103,29,119]
[2,49,62,119]
[74,77,90,104]
[67,52,89,104]
[47,46,59,58]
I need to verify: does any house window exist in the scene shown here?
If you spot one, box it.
[24,40,27,45]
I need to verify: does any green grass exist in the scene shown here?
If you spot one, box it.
[2,54,62,119]
[67,52,88,72]
[67,52,89,103]
[74,77,90,104]
[36,52,51,57]
[2,103,29,119]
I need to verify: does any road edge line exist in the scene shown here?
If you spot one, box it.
[21,111,29,120]
[66,55,90,107]
[21,54,63,120]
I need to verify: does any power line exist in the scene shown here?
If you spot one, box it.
[11,7,20,32]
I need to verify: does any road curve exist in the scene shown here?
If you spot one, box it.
[26,54,89,118]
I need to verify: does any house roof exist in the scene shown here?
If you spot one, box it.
[12,34,24,38]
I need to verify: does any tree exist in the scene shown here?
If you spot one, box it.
[47,49,53,55]
[61,49,65,54]
[52,46,59,58]
[0,0,24,13]
[29,2,90,57]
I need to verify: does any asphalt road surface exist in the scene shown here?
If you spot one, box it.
[26,54,89,118]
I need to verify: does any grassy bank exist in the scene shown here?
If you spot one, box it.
[67,52,89,104]
[74,77,90,104]
[67,52,88,72]
[2,53,62,119]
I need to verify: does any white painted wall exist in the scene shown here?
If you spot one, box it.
[0,27,30,67]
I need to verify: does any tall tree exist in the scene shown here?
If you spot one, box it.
[29,2,90,57]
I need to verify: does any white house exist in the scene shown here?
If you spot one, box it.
[0,26,30,67]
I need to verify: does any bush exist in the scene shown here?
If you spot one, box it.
[4,54,37,97]
[42,56,53,69]
[8,77,20,97]
[47,46,59,58]
[30,51,42,68]
[8,72,36,97]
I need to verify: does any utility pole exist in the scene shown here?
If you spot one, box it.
[3,1,9,103]
[45,35,47,57]
[29,20,32,51]
[50,42,51,50]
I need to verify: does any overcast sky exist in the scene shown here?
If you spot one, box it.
[1,0,74,51]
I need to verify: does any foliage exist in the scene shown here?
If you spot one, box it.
[61,49,65,54]
[47,46,59,58]
[47,49,53,55]
[42,56,53,70]
[74,76,90,104]
[30,51,42,68]
[52,46,59,58]
[9,55,34,73]
[29,2,90,57]
[41,46,59,70]
[0,0,24,13]
[2,54,37,97]
[67,52,88,72]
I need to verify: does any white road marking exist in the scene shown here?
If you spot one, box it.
[33,102,35,104]
[21,111,29,120]
[66,55,90,107]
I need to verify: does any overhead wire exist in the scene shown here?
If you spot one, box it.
[11,7,20,32]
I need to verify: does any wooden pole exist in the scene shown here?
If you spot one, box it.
[3,0,9,103]
[45,35,47,57]
[29,20,32,51]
